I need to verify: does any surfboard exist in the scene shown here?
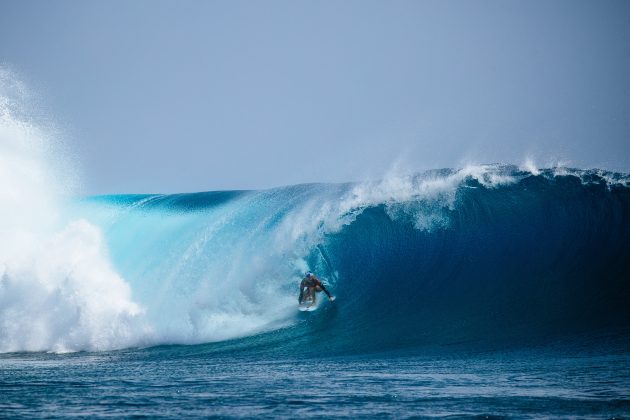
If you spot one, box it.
[299,295,317,311]
[298,295,335,311]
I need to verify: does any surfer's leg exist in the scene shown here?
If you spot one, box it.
[302,287,312,306]
[304,287,315,306]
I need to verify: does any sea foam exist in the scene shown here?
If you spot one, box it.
[0,70,147,352]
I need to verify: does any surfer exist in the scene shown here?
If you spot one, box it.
[298,272,334,306]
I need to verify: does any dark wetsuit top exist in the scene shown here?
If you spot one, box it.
[302,276,320,288]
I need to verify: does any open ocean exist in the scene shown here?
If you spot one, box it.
[2,340,630,418]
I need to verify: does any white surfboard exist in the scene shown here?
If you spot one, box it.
[298,295,335,311]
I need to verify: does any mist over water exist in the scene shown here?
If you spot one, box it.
[0,71,146,352]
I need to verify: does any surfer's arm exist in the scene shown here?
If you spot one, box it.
[318,282,333,299]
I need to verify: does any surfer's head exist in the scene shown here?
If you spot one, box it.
[305,271,313,278]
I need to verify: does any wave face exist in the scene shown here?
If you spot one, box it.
[317,169,630,354]
[54,166,629,354]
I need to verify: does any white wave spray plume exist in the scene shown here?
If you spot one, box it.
[0,69,147,353]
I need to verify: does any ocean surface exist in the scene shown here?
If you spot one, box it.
[2,343,630,418]
[2,165,630,418]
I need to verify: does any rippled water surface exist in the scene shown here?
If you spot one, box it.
[2,345,629,418]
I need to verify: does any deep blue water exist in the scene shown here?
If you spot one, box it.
[1,165,629,417]
[2,343,630,418]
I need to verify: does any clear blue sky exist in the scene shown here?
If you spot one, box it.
[1,0,629,194]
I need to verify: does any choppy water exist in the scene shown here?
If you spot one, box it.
[2,343,629,418]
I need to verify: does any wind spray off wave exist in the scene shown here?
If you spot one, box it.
[0,71,146,353]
